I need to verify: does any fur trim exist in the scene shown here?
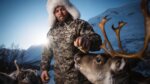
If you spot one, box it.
[47,0,80,28]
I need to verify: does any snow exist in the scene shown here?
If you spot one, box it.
[88,1,146,53]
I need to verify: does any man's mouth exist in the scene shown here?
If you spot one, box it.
[59,16,63,18]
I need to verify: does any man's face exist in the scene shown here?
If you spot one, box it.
[54,6,69,22]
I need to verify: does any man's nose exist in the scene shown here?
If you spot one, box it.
[58,10,63,15]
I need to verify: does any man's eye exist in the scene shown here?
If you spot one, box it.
[55,10,59,13]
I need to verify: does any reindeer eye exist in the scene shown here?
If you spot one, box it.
[96,58,101,63]
[95,57,104,65]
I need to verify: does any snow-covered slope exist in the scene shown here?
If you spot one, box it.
[88,1,146,53]
[23,45,43,64]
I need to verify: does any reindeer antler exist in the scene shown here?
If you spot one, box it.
[141,0,150,50]
[99,16,114,52]
[98,0,150,59]
[112,21,127,53]
[14,60,20,76]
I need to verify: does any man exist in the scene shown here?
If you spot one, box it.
[41,0,102,84]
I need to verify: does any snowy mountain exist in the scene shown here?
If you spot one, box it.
[23,45,43,63]
[88,1,146,53]
[22,44,54,66]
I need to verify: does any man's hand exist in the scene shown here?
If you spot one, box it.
[74,36,91,53]
[41,70,50,83]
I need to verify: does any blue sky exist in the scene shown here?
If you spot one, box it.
[0,0,137,49]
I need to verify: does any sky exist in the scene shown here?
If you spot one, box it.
[0,0,137,49]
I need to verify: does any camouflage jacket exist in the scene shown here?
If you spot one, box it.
[41,18,102,72]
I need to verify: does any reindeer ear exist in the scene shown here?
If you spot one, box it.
[0,72,16,84]
[118,58,126,70]
[110,58,126,72]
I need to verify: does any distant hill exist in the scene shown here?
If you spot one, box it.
[23,45,43,64]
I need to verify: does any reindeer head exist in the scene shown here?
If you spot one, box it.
[74,53,128,84]
[74,53,106,83]
[17,69,40,84]
[0,60,42,84]
[74,0,150,84]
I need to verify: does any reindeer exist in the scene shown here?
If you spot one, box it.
[74,0,150,84]
[0,60,42,84]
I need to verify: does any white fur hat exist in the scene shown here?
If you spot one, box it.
[47,0,80,28]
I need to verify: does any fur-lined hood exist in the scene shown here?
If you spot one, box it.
[47,0,80,28]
